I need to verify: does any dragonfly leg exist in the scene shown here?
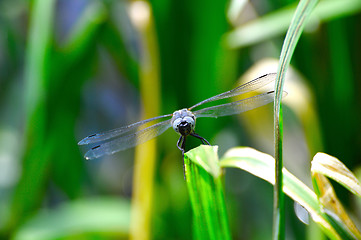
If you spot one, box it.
[177,136,187,179]
[181,136,186,153]
[177,136,185,155]
[190,132,210,145]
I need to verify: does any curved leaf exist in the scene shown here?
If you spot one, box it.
[184,145,231,240]
[311,153,361,239]
[312,152,361,197]
[220,147,343,240]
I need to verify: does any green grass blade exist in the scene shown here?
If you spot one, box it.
[274,104,285,240]
[220,147,346,240]
[184,145,231,240]
[224,0,361,49]
[13,198,130,240]
[60,1,107,64]
[24,0,55,117]
[4,0,56,234]
[274,0,318,239]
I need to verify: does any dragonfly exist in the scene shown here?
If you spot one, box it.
[79,73,283,160]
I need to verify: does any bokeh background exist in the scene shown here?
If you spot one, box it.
[0,0,360,239]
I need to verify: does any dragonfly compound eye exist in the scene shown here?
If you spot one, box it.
[172,118,182,133]
[183,116,195,129]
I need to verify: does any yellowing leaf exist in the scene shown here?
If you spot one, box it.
[311,153,361,239]
[312,152,361,197]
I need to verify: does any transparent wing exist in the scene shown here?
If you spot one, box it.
[194,91,278,118]
[84,119,172,160]
[78,113,172,145]
[189,73,276,110]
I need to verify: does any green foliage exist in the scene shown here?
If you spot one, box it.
[185,145,361,240]
[13,198,130,240]
[225,0,361,48]
[184,146,230,240]
[0,0,360,239]
[273,0,318,238]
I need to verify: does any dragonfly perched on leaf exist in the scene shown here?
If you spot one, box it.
[79,73,285,160]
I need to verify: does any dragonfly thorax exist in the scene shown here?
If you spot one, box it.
[171,109,196,136]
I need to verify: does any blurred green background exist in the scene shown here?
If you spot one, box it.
[0,0,360,239]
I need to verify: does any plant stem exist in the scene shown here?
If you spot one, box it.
[273,0,318,239]
[129,2,160,240]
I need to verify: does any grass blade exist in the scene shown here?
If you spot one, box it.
[311,153,361,239]
[60,1,107,65]
[220,147,347,240]
[312,153,361,197]
[184,145,231,240]
[13,198,130,240]
[274,0,318,239]
[3,0,55,234]
[224,0,361,49]
[128,2,160,240]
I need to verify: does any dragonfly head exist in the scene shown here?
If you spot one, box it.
[171,109,196,136]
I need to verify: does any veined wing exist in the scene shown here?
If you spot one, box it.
[194,91,279,118]
[189,73,276,110]
[84,119,172,160]
[78,113,172,145]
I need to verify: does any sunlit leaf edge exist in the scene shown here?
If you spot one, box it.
[311,153,361,239]
[219,146,343,240]
[312,152,361,198]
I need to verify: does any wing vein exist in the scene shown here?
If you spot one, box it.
[84,119,172,159]
[194,91,277,118]
[189,73,276,110]
[78,114,172,145]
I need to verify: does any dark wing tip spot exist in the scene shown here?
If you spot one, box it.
[91,145,101,150]
[88,134,97,137]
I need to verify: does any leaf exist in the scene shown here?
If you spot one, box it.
[185,145,221,178]
[311,152,361,197]
[273,0,319,238]
[224,0,361,49]
[6,0,56,232]
[184,145,231,240]
[13,198,131,240]
[220,147,344,240]
[312,153,361,239]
